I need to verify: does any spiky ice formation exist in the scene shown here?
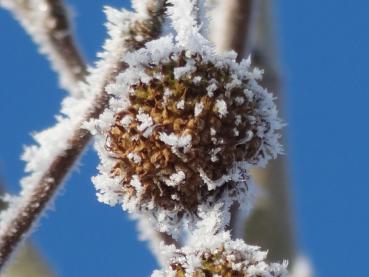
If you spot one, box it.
[152,231,288,277]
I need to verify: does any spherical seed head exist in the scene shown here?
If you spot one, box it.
[107,50,260,211]
[88,36,282,232]
[152,232,288,277]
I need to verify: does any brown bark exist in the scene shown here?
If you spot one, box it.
[43,0,87,84]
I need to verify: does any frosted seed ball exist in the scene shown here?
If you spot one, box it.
[91,37,282,232]
[107,51,264,214]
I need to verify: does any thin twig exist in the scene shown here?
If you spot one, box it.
[0,87,109,268]
[0,1,167,268]
[0,0,86,97]
[42,0,87,85]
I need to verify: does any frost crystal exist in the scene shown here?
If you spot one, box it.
[215,99,228,118]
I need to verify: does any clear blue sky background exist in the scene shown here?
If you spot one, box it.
[0,0,368,276]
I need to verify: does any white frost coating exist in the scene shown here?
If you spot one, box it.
[193,76,202,84]
[131,0,152,17]
[153,231,288,277]
[0,6,139,249]
[120,115,133,129]
[215,99,228,118]
[136,110,154,132]
[167,0,212,51]
[127,152,142,164]
[165,171,186,187]
[194,102,204,116]
[235,96,245,105]
[206,82,217,97]
[130,175,143,195]
[197,0,209,36]
[198,162,249,191]
[176,99,185,109]
[0,0,83,97]
[209,147,221,162]
[159,133,192,149]
[174,64,196,79]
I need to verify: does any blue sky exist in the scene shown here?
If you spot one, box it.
[0,0,368,276]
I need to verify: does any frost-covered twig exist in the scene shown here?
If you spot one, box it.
[0,1,166,269]
[0,0,86,97]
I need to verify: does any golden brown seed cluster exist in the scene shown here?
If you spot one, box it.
[171,245,285,277]
[172,246,244,277]
[106,51,264,214]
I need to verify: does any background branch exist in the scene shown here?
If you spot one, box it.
[210,0,255,58]
[209,0,297,263]
[0,0,86,97]
[245,0,296,263]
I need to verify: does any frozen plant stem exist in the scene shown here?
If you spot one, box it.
[0,0,87,97]
[41,0,87,87]
[0,90,109,268]
[0,0,167,269]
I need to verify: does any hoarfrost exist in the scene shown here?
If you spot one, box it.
[215,99,228,118]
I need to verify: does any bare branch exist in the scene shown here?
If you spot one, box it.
[245,0,297,263]
[0,1,166,269]
[0,0,86,97]
[0,91,108,268]
[210,0,255,58]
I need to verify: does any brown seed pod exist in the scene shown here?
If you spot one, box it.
[90,38,282,232]
[106,51,268,213]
